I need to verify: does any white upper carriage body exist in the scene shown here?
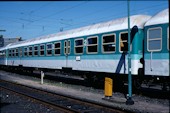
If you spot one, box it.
[144,9,169,76]
[145,8,169,26]
[8,15,151,49]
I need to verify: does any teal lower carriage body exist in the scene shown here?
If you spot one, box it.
[5,54,142,75]
[144,53,169,76]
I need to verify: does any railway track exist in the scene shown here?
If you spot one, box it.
[0,79,128,113]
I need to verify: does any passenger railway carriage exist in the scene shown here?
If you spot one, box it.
[0,9,169,89]
[144,9,169,77]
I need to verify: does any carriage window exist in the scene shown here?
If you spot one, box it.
[87,36,98,54]
[19,48,22,57]
[24,47,28,57]
[29,46,33,56]
[12,49,15,57]
[168,27,169,50]
[24,47,28,56]
[147,28,162,51]
[64,40,71,55]
[8,49,11,57]
[119,32,128,52]
[102,34,116,53]
[54,42,61,55]
[46,43,52,56]
[34,46,38,56]
[75,38,83,54]
[40,44,45,56]
[15,48,18,57]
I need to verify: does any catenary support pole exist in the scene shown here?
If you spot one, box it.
[126,0,134,105]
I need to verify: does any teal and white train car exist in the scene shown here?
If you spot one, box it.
[144,9,169,77]
[0,14,151,77]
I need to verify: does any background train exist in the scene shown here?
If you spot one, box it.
[0,8,169,90]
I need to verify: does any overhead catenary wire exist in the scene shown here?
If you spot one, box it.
[2,2,168,39]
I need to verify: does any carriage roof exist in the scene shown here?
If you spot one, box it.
[6,14,151,49]
[145,8,169,26]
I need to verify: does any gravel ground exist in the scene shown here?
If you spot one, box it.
[0,70,169,113]
[0,88,64,113]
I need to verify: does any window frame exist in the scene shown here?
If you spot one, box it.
[54,42,61,56]
[119,31,129,53]
[40,44,45,56]
[24,47,28,57]
[102,33,116,54]
[8,49,11,57]
[147,27,162,52]
[12,48,15,57]
[46,43,53,56]
[74,38,84,55]
[28,46,33,57]
[64,40,71,55]
[34,45,38,56]
[86,36,98,54]
[15,48,18,57]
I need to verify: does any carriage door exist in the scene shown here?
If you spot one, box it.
[64,40,71,67]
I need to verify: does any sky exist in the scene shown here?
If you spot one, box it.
[0,1,169,40]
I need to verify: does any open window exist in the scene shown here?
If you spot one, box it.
[54,42,61,55]
[147,27,162,51]
[102,34,116,53]
[75,38,83,54]
[87,36,98,54]
[119,32,128,52]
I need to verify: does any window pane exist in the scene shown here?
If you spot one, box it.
[88,37,97,44]
[68,48,70,53]
[68,41,70,46]
[29,52,32,56]
[55,49,60,54]
[149,40,161,50]
[75,47,83,53]
[40,45,44,49]
[29,47,32,51]
[120,33,128,52]
[149,29,161,39]
[34,46,38,50]
[47,50,52,55]
[103,44,115,52]
[55,43,60,48]
[34,51,38,56]
[88,45,97,52]
[47,44,52,49]
[40,51,44,55]
[103,35,115,43]
[75,39,83,46]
